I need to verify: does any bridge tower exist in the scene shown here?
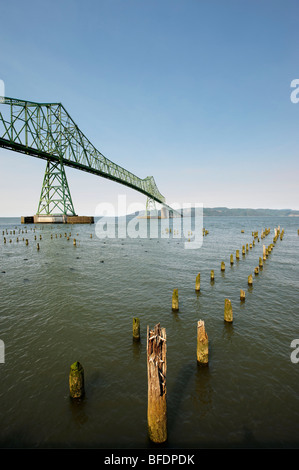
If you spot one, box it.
[37,159,76,218]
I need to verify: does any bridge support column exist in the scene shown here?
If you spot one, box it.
[36,159,76,218]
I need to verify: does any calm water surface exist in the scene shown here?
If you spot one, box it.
[0,216,298,448]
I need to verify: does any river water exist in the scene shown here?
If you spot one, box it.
[0,215,298,449]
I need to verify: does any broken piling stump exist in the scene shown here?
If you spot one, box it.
[210,270,214,282]
[240,289,246,302]
[221,261,225,272]
[69,361,85,399]
[248,274,253,286]
[230,254,234,265]
[195,273,200,292]
[197,320,209,366]
[172,289,179,312]
[259,257,263,268]
[133,317,140,341]
[236,249,240,260]
[224,298,233,322]
[147,323,167,444]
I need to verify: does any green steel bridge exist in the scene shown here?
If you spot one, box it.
[0,97,175,218]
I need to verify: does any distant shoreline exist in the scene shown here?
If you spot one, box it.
[1,207,299,219]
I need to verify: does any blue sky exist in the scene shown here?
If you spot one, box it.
[0,0,298,216]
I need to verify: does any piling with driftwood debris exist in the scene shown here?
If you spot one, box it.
[147,323,167,444]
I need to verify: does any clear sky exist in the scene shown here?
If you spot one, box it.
[0,0,298,216]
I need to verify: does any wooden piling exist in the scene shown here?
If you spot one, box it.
[69,361,85,399]
[197,320,208,366]
[195,273,200,292]
[210,270,214,281]
[259,257,263,268]
[254,267,259,275]
[236,249,240,260]
[224,299,233,322]
[242,245,245,256]
[172,289,179,312]
[133,317,140,341]
[147,323,167,444]
[230,254,234,265]
[263,245,266,261]
[248,274,253,286]
[240,289,245,302]
[221,261,225,272]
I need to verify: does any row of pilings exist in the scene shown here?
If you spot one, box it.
[0,222,289,444]
[67,224,286,444]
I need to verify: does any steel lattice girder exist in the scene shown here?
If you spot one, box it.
[0,97,170,209]
[37,159,76,216]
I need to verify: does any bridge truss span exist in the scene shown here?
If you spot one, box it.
[0,97,173,218]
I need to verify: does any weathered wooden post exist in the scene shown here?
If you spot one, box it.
[230,254,234,265]
[221,261,225,272]
[147,323,167,444]
[37,243,40,251]
[197,320,208,366]
[240,289,246,302]
[254,267,259,275]
[242,245,245,256]
[263,245,266,261]
[172,289,179,312]
[236,249,240,260]
[133,317,140,341]
[69,361,85,399]
[195,273,200,292]
[259,257,263,268]
[224,298,233,322]
[73,239,76,246]
[248,274,253,286]
[210,270,214,281]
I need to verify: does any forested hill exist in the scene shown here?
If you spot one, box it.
[202,207,299,217]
